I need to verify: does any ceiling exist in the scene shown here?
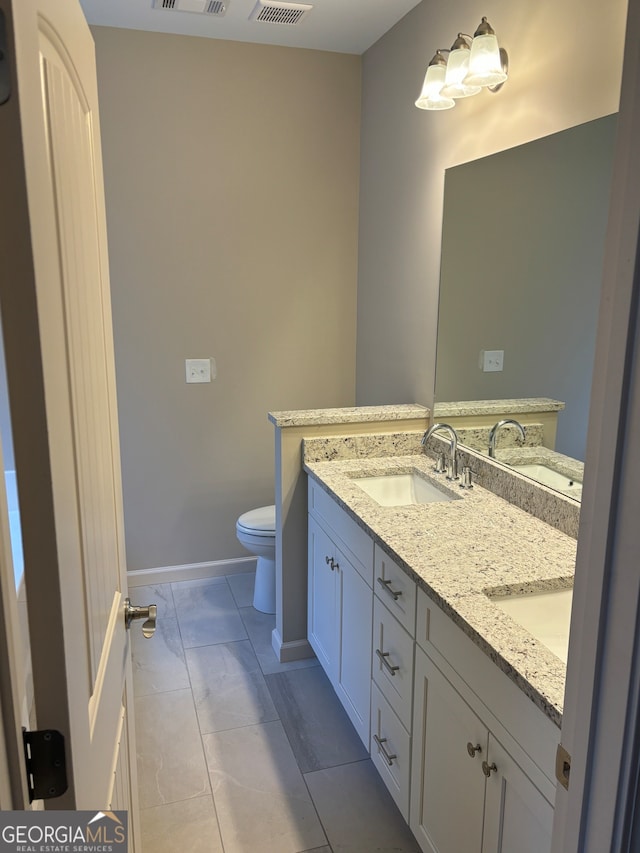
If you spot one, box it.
[79,0,423,55]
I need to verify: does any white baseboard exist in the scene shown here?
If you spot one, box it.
[127,556,257,588]
[271,627,314,663]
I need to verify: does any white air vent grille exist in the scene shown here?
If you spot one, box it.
[152,0,228,15]
[249,1,312,25]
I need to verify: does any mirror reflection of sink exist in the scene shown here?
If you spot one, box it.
[352,471,456,507]
[512,463,582,497]
[489,587,573,664]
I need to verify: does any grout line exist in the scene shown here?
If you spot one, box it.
[135,572,391,853]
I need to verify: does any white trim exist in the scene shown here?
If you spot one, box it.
[552,0,640,847]
[127,556,257,587]
[271,627,314,662]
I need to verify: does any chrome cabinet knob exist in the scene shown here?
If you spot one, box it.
[124,598,157,638]
[467,742,482,758]
[482,760,498,778]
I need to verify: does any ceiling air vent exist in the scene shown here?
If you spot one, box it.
[249,1,312,26]
[151,0,228,15]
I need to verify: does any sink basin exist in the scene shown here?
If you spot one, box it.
[352,471,455,507]
[512,463,582,497]
[490,588,573,663]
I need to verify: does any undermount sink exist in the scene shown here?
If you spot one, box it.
[512,463,583,496]
[352,471,456,507]
[489,587,573,664]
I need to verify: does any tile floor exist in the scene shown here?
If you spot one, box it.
[132,572,421,853]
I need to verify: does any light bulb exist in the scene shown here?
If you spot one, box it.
[441,46,482,99]
[415,54,455,111]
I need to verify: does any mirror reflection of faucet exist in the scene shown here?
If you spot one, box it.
[488,419,526,458]
[422,422,459,480]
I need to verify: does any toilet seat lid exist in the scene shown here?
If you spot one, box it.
[237,504,276,533]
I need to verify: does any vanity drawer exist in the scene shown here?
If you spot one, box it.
[370,682,411,821]
[374,544,416,635]
[308,479,374,585]
[372,596,414,731]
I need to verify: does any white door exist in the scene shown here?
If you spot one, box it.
[0,0,142,837]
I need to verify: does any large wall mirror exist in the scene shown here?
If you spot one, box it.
[434,114,617,497]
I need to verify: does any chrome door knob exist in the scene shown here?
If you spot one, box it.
[124,598,157,638]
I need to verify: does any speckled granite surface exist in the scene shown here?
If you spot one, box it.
[304,453,576,727]
[454,444,581,538]
[434,398,565,417]
[268,404,429,428]
[455,423,544,453]
[306,431,582,539]
[304,431,425,462]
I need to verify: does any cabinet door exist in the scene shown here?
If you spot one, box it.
[482,735,554,853]
[308,517,338,681]
[336,544,373,747]
[410,647,486,853]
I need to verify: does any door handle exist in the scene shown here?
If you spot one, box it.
[124,598,157,638]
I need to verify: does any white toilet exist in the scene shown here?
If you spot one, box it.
[235,504,276,614]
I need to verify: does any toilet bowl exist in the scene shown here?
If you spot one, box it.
[236,505,276,614]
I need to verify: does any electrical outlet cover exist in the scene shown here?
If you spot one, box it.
[185,358,212,383]
[481,350,504,372]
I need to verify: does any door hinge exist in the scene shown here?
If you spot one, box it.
[22,728,68,803]
[556,742,571,790]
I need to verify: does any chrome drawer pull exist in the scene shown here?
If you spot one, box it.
[373,734,397,766]
[325,556,337,571]
[376,648,400,676]
[377,577,402,601]
[482,760,498,778]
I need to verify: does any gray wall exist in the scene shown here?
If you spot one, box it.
[435,116,617,461]
[356,0,627,409]
[93,28,361,571]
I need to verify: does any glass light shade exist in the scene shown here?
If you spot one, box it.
[441,48,482,99]
[464,33,508,88]
[415,64,455,111]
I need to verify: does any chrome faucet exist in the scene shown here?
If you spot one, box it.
[488,419,526,458]
[422,422,459,480]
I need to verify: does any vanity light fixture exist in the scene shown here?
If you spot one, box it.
[415,17,508,111]
[415,51,455,111]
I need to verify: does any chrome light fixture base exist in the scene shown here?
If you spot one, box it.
[487,47,509,93]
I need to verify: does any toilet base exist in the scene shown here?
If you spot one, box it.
[253,555,276,614]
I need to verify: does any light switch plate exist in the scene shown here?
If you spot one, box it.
[480,350,504,372]
[185,358,214,383]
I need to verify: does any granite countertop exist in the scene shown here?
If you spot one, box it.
[434,398,565,417]
[268,404,429,428]
[304,453,577,728]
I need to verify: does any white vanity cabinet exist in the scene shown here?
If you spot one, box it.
[410,589,556,853]
[307,481,374,747]
[306,474,558,853]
